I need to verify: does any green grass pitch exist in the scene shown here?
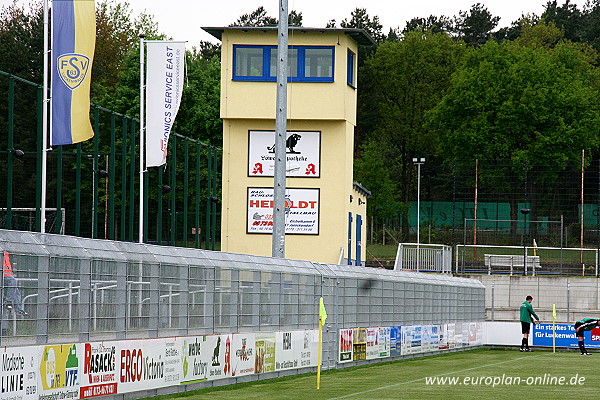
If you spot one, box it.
[151,348,599,400]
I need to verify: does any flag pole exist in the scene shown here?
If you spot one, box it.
[138,35,146,243]
[41,0,50,233]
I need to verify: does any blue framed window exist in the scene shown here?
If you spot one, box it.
[347,49,355,87]
[233,45,334,82]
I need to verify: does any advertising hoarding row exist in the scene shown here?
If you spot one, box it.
[0,330,318,400]
[338,323,483,363]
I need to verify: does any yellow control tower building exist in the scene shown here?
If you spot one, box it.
[203,26,373,264]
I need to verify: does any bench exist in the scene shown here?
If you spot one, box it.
[484,254,541,276]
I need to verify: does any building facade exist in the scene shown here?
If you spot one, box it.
[203,26,373,264]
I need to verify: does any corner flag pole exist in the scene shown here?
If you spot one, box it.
[317,297,327,389]
[552,303,556,353]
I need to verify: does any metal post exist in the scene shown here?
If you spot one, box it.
[491,282,495,321]
[272,0,289,258]
[567,282,571,323]
[413,158,425,269]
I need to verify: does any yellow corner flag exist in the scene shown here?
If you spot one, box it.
[552,303,557,353]
[317,297,327,389]
[319,297,328,325]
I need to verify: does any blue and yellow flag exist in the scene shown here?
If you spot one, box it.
[51,0,95,145]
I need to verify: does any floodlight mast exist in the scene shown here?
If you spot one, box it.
[272,0,289,258]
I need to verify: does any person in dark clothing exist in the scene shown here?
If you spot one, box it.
[519,295,540,352]
[2,251,26,316]
[574,318,600,355]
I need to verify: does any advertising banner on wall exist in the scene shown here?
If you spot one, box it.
[179,336,209,385]
[117,338,180,393]
[352,328,366,361]
[231,333,256,377]
[247,188,320,234]
[366,327,390,359]
[339,329,353,362]
[389,327,401,357]
[532,323,600,348]
[39,344,80,400]
[248,130,321,177]
[205,334,233,381]
[80,342,118,398]
[275,330,318,371]
[254,333,276,374]
[0,345,38,400]
[401,326,422,355]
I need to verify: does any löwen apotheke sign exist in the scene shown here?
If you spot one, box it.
[247,188,319,234]
[248,130,320,177]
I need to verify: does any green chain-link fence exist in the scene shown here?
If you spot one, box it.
[0,70,220,249]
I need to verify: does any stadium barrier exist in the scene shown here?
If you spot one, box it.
[0,229,485,399]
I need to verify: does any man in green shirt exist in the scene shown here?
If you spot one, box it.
[574,318,600,355]
[520,295,540,352]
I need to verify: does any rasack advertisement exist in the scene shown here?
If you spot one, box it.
[0,346,38,400]
[80,342,117,398]
[247,188,320,234]
[248,130,320,177]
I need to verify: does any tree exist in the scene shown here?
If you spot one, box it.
[576,1,600,52]
[230,6,276,26]
[541,0,582,42]
[0,0,43,82]
[340,8,384,43]
[93,0,161,102]
[454,3,500,46]
[512,20,563,48]
[230,7,303,27]
[356,31,466,232]
[403,15,454,34]
[175,50,222,145]
[429,40,600,233]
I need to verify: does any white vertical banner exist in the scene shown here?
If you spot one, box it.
[145,41,186,167]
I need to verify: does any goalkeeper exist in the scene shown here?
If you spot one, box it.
[574,318,600,355]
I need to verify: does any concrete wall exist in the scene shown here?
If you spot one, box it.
[465,274,600,323]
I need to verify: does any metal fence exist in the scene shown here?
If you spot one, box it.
[455,244,600,276]
[393,243,452,273]
[0,70,221,249]
[373,157,600,248]
[0,229,484,368]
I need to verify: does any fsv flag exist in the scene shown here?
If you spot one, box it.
[145,41,186,167]
[51,0,96,145]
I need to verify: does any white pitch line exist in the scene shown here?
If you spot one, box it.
[325,353,544,400]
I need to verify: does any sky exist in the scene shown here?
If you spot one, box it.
[1,0,588,44]
[121,0,589,45]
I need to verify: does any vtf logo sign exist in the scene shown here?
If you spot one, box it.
[57,53,90,90]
